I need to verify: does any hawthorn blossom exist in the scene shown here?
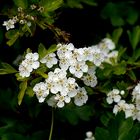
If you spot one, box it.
[74,87,88,106]
[82,73,97,88]
[104,50,118,65]
[54,94,71,108]
[98,38,115,53]
[91,46,105,66]
[3,19,15,30]
[33,82,49,103]
[69,61,88,78]
[57,43,74,59]
[106,89,122,104]
[40,53,58,68]
[65,77,78,97]
[113,100,130,115]
[132,82,140,101]
[19,52,40,77]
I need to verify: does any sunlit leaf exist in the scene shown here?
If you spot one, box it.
[40,0,63,12]
[0,63,17,75]
[38,43,47,59]
[18,80,27,105]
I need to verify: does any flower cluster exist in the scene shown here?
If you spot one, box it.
[19,52,40,77]
[18,38,117,108]
[2,4,44,31]
[106,82,140,122]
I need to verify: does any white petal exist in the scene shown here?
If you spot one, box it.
[106,97,113,104]
[57,101,64,108]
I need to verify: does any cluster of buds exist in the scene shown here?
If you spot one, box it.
[2,4,44,31]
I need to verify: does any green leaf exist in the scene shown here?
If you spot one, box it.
[36,71,48,79]
[112,28,123,44]
[15,73,28,81]
[118,118,133,140]
[95,127,110,140]
[117,46,127,61]
[26,86,34,97]
[18,80,27,105]
[127,26,140,50]
[132,48,140,61]
[66,0,83,8]
[123,124,140,140]
[81,0,97,6]
[40,0,63,12]
[126,8,139,25]
[85,86,94,95]
[22,24,32,35]
[6,31,20,46]
[100,112,113,127]
[47,44,58,54]
[111,16,124,27]
[113,61,127,75]
[30,77,42,87]
[0,63,17,75]
[13,0,28,9]
[75,105,94,121]
[128,70,136,81]
[38,43,47,59]
[38,43,57,58]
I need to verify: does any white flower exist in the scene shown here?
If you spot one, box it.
[33,82,49,103]
[65,77,78,97]
[106,89,121,104]
[59,58,70,70]
[132,82,140,101]
[83,47,94,61]
[74,87,88,106]
[57,43,74,59]
[113,100,130,115]
[99,38,115,51]
[128,107,140,121]
[19,64,31,77]
[91,46,105,66]
[104,51,118,65]
[40,53,58,68]
[54,94,71,108]
[125,104,135,119]
[25,52,39,60]
[45,78,57,94]
[3,19,15,30]
[74,48,84,61]
[82,73,97,88]
[45,68,67,94]
[85,131,95,140]
[69,61,88,78]
[19,52,40,77]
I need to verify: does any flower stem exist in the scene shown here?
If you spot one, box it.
[49,107,54,140]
